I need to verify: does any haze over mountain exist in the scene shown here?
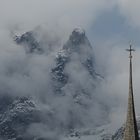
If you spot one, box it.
[0,27,111,140]
[1,0,140,140]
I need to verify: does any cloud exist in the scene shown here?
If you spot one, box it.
[117,0,140,28]
[0,0,140,138]
[0,0,115,34]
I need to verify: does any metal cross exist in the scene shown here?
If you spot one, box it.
[126,44,135,58]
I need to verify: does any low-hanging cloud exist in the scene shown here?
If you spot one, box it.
[0,0,140,139]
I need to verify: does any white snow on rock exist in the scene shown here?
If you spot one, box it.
[73,28,85,35]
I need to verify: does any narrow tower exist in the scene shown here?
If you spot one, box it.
[123,45,139,140]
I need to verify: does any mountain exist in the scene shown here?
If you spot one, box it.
[0,95,58,140]
[14,26,61,54]
[52,28,102,94]
[0,28,108,140]
[14,31,43,54]
[0,96,40,139]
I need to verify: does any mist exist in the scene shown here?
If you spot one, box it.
[0,0,140,139]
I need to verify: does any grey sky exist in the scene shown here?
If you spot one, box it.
[0,0,139,43]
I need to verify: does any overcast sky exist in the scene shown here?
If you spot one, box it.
[0,0,140,44]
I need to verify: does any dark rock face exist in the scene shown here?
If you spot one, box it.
[52,53,69,94]
[0,96,40,139]
[15,31,43,53]
[0,96,56,140]
[65,28,86,47]
[112,126,124,140]
[63,28,92,53]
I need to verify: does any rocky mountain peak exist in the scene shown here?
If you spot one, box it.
[71,28,85,39]
[14,31,43,54]
[69,28,85,45]
[52,28,102,96]
[63,28,91,52]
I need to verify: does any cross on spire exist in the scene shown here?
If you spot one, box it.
[126,44,135,58]
[123,44,139,140]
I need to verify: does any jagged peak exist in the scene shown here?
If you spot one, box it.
[63,28,91,53]
[69,28,86,44]
[72,28,85,36]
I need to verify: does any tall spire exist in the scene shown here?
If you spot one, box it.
[123,45,139,140]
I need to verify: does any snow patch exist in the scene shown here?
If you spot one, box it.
[73,28,85,35]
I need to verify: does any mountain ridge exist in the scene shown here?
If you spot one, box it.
[0,27,108,140]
